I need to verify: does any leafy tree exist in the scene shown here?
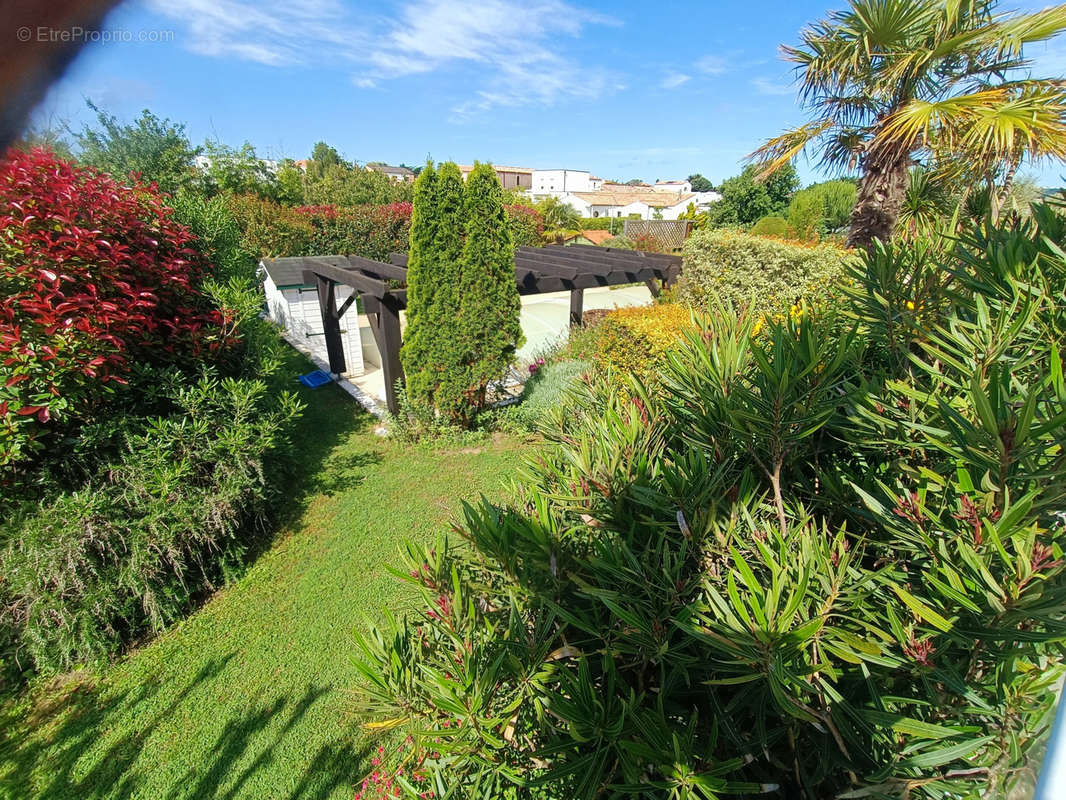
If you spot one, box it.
[751,0,1066,249]
[16,116,74,160]
[687,173,714,192]
[710,163,799,226]
[76,103,199,195]
[302,163,412,207]
[450,163,523,423]
[787,190,824,239]
[274,159,305,205]
[307,141,343,178]
[198,139,278,199]
[791,179,858,232]
[624,178,645,186]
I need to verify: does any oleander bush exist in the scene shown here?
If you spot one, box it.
[0,149,301,681]
[1,375,301,676]
[353,201,1066,799]
[678,227,856,317]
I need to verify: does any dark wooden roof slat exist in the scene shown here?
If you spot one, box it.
[519,248,666,277]
[346,254,408,280]
[301,261,389,299]
[540,243,682,266]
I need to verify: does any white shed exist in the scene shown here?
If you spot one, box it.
[259,260,365,376]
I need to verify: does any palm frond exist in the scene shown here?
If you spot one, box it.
[876,83,1066,166]
[747,121,835,180]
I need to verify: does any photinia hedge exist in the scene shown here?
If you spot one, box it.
[0,147,229,469]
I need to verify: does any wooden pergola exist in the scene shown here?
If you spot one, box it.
[263,244,682,414]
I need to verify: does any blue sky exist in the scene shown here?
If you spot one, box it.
[32,0,1066,186]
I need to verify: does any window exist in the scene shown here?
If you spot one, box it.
[593,211,599,217]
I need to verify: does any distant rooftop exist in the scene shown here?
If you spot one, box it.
[571,190,696,208]
[458,164,534,174]
[366,163,414,176]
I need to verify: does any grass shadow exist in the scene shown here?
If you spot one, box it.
[0,654,236,799]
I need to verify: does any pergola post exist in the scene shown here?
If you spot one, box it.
[378,294,405,415]
[569,288,584,327]
[314,274,346,375]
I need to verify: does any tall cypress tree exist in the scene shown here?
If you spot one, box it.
[400,161,438,408]
[401,161,469,416]
[447,162,523,423]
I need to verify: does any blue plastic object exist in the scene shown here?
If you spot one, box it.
[298,369,332,388]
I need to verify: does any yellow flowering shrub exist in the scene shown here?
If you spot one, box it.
[566,303,694,385]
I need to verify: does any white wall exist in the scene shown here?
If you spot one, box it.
[532,169,593,195]
[561,194,592,216]
[263,275,365,376]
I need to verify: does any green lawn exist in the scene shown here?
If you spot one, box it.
[0,364,528,800]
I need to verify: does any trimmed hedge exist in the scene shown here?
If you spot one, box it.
[678,228,856,317]
[225,195,544,261]
[224,193,313,258]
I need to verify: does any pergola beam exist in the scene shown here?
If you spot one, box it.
[285,241,687,417]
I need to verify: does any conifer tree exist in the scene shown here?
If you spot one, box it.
[444,162,523,423]
[401,161,469,415]
[399,162,438,407]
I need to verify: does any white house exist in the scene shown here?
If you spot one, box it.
[531,169,598,196]
[259,260,365,376]
[562,188,720,220]
[654,179,692,193]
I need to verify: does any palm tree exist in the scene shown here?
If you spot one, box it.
[535,196,583,241]
[750,0,1066,250]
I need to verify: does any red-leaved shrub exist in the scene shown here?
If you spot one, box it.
[0,147,229,468]
[302,202,413,262]
[503,203,545,247]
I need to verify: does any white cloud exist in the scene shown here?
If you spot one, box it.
[150,0,619,116]
[660,72,691,89]
[147,0,361,66]
[752,76,794,96]
[696,54,728,75]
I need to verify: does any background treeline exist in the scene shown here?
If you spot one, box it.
[41,106,548,260]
